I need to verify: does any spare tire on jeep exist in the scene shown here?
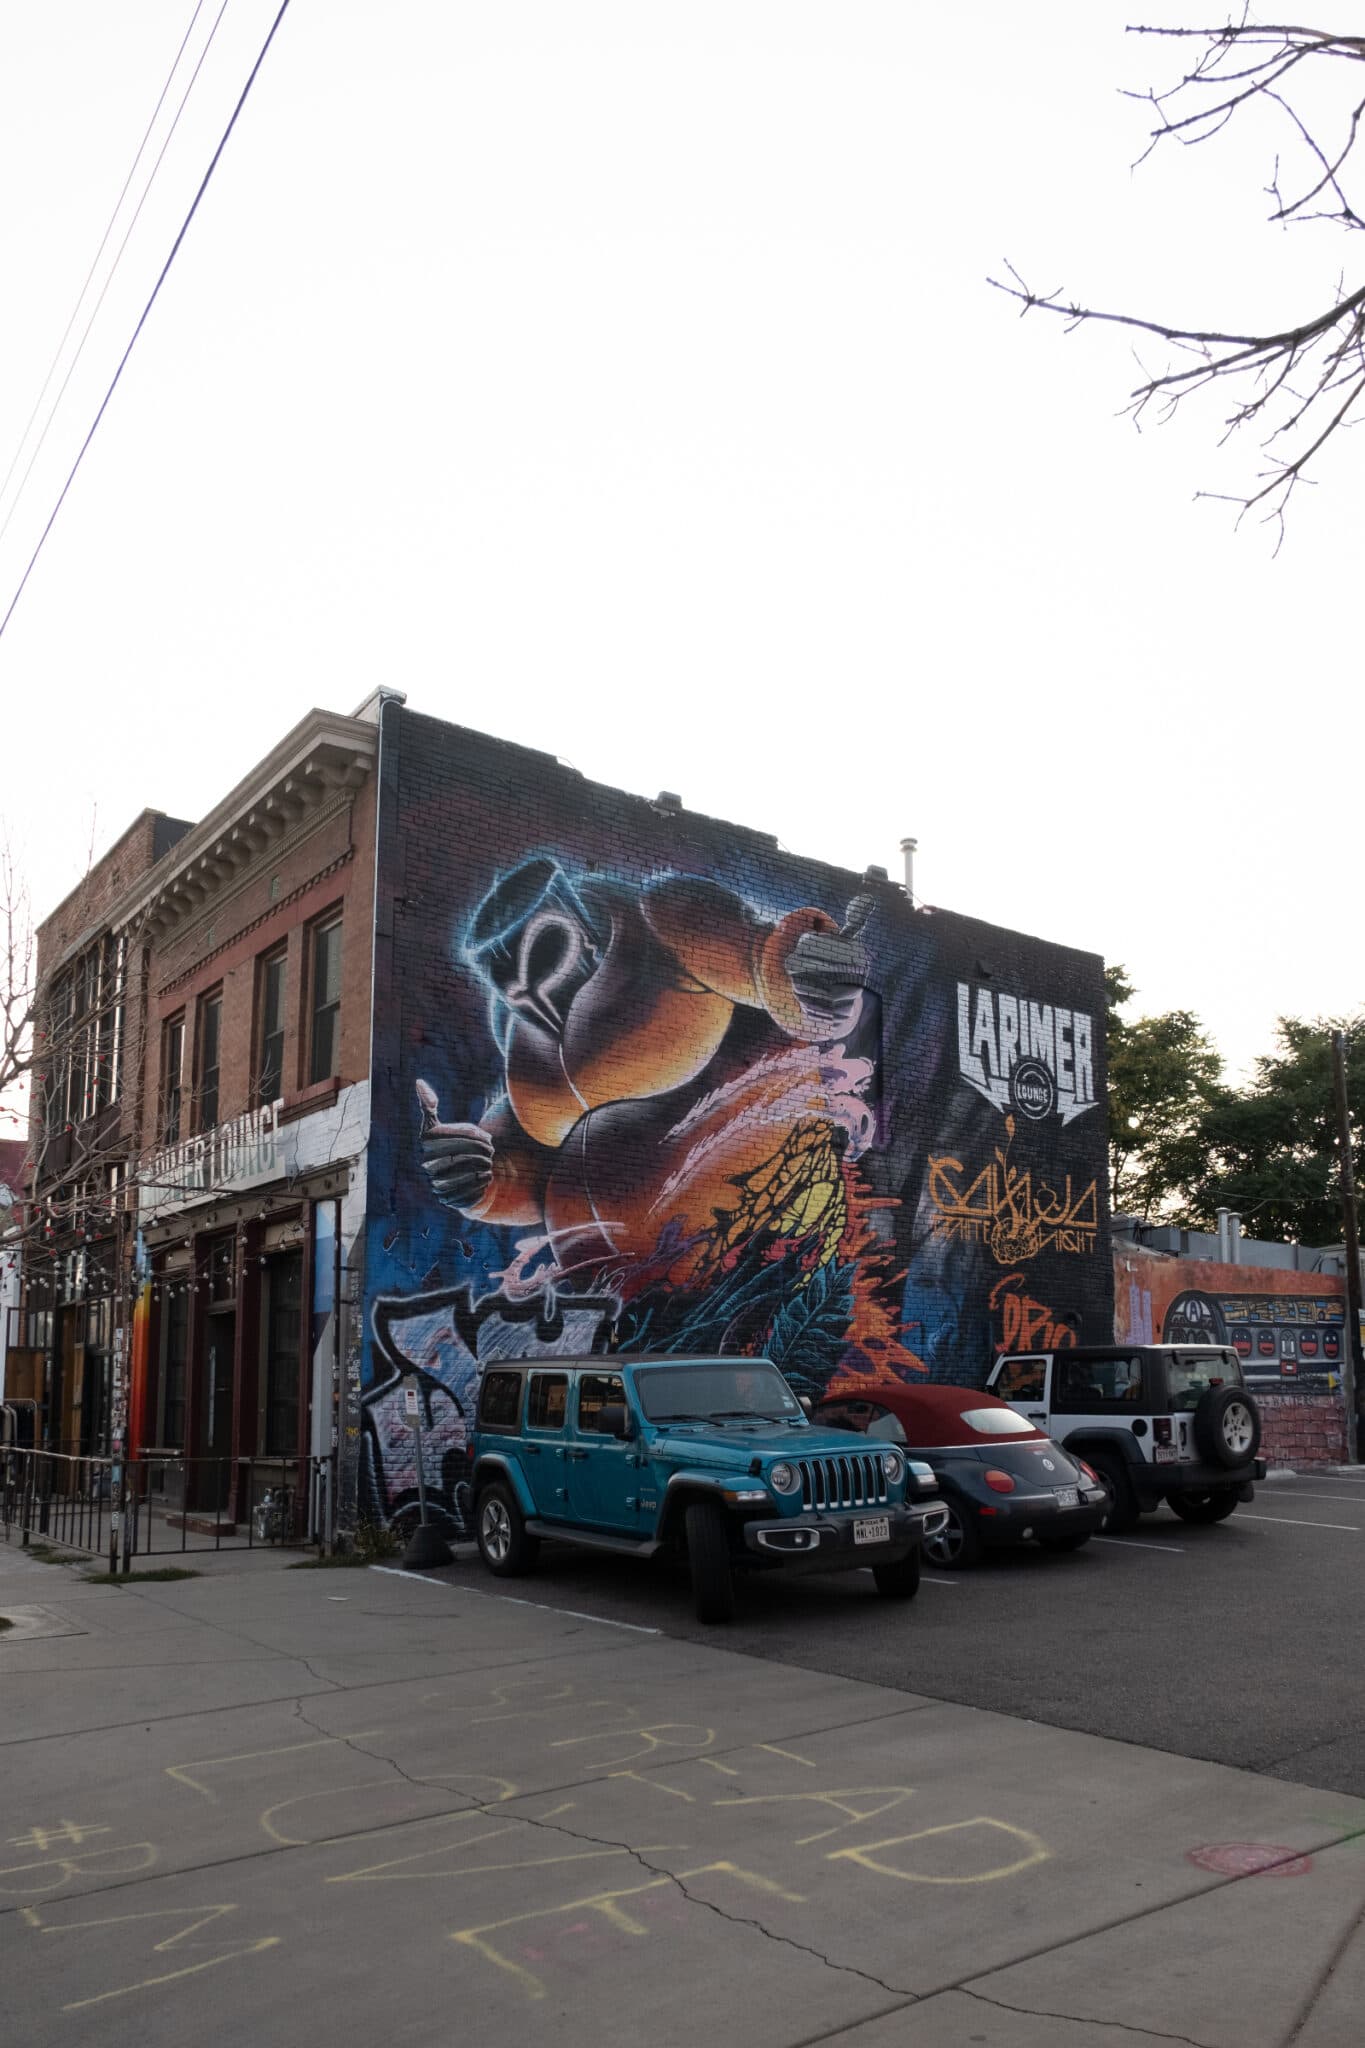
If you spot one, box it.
[1194,1385,1261,1469]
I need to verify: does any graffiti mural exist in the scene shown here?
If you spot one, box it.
[1116,1247,1347,1391]
[359,711,1113,1531]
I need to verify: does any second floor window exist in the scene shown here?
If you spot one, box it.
[161,1016,184,1146]
[309,918,342,1084]
[197,991,222,1131]
[256,950,287,1104]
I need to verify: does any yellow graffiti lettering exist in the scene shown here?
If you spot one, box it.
[829,1816,1050,1884]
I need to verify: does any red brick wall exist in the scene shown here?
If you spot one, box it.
[143,774,376,1149]
[1258,1393,1349,1468]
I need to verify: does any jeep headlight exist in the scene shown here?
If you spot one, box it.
[768,1461,800,1495]
[880,1451,904,1485]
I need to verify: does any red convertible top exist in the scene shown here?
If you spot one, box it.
[824,1382,1049,1449]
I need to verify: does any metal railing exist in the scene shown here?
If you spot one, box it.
[1,1447,335,1570]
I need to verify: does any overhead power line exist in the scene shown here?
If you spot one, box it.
[0,0,295,650]
[0,0,211,529]
[0,0,236,557]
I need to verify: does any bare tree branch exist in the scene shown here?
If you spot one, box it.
[992,19,1365,535]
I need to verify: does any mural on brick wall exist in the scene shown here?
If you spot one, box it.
[358,715,1112,1534]
[1116,1249,1347,1391]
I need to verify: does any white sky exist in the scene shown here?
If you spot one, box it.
[0,3,1359,1082]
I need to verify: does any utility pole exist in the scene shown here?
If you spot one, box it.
[1331,1031,1362,1464]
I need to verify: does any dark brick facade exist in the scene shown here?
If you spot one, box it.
[359,705,1112,1533]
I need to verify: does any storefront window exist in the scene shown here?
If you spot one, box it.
[263,1252,302,1455]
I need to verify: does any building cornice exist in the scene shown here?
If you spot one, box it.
[121,710,377,945]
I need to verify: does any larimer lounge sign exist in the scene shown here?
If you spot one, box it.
[142,1100,285,1215]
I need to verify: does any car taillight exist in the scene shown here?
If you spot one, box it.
[984,1469,1016,1494]
[1154,1418,1172,1445]
[1076,1459,1099,1484]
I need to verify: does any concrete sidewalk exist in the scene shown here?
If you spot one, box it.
[2,1543,1362,2047]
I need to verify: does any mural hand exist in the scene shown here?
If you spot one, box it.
[417,1080,495,1212]
[785,907,871,1038]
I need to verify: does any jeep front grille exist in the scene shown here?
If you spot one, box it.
[798,1453,888,1511]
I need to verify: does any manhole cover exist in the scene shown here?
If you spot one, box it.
[0,1606,85,1643]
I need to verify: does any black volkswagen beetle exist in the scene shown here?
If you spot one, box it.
[816,1382,1109,1570]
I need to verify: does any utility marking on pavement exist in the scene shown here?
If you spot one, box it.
[698,1757,740,1776]
[367,1568,662,1633]
[1093,1536,1185,1554]
[1236,1513,1360,1531]
[755,1742,817,1768]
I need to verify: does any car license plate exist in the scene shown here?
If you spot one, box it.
[1154,1445,1178,1463]
[1055,1486,1078,1508]
[854,1516,890,1546]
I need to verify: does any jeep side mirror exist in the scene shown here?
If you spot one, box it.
[799,1396,813,1414]
[596,1403,632,1440]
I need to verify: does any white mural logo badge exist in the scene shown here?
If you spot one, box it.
[956,984,1097,1127]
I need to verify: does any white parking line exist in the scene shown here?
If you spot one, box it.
[1093,1536,1185,1554]
[368,1566,662,1631]
[1235,1513,1360,1531]
[1268,1491,1365,1505]
[921,1575,965,1587]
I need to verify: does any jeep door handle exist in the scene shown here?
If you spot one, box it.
[564,1448,588,1461]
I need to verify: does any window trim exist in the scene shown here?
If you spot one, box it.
[253,946,288,1108]
[307,913,343,1087]
[161,1013,185,1147]
[195,987,223,1134]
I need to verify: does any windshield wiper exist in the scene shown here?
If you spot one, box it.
[707,1410,778,1422]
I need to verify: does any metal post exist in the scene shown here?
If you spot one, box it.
[1331,1031,1362,1464]
[400,1391,453,1568]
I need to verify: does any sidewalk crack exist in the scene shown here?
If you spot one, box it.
[958,1984,1215,2047]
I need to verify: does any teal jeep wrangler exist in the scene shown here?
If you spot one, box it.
[470,1354,949,1623]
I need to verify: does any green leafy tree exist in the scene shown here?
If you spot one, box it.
[1185,1017,1365,1246]
[1106,965,1222,1220]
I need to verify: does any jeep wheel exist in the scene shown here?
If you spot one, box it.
[922,1501,981,1570]
[1194,1387,1262,1469]
[872,1550,921,1600]
[685,1500,735,1623]
[1091,1451,1139,1533]
[1038,1530,1091,1553]
[1169,1487,1241,1525]
[476,1483,540,1578]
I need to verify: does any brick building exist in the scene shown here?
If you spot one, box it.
[17,695,1115,1541]
[125,704,379,1535]
[12,809,192,1454]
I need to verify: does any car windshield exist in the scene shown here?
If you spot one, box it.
[635,1362,802,1424]
[1166,1354,1242,1412]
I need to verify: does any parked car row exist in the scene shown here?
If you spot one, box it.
[463,1344,1266,1621]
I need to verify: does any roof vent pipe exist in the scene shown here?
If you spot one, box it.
[900,836,918,904]
[1216,1207,1231,1264]
[1227,1212,1242,1265]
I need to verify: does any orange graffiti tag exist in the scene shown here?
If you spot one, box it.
[990,1272,1077,1353]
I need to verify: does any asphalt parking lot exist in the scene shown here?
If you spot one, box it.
[425,1469,1365,1800]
